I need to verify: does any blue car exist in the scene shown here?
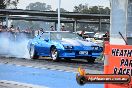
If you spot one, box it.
[27,31,103,63]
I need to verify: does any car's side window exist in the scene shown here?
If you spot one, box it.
[39,33,49,40]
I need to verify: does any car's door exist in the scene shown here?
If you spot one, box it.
[36,32,51,56]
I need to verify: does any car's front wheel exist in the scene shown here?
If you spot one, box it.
[50,47,60,61]
[29,46,39,59]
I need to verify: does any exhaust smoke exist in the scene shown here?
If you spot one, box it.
[0,32,31,59]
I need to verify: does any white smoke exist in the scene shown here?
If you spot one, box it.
[0,32,30,59]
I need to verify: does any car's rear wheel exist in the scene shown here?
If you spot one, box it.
[50,47,59,61]
[86,57,95,63]
[29,46,39,59]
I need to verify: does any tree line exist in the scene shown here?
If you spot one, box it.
[0,1,110,32]
[0,1,110,14]
[0,0,19,9]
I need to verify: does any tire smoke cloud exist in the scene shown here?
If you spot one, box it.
[0,32,31,59]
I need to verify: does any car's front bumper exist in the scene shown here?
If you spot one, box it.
[58,50,102,58]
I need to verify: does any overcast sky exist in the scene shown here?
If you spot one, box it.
[17,0,110,11]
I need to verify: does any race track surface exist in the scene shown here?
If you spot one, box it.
[0,56,104,88]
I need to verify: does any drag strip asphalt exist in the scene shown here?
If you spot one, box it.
[0,63,104,88]
[0,56,103,74]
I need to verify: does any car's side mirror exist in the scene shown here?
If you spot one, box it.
[44,38,49,42]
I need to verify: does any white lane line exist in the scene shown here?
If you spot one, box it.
[0,63,78,74]
[0,80,49,88]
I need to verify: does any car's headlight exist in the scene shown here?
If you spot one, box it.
[63,45,73,49]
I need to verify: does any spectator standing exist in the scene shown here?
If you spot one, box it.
[103,31,110,41]
[50,26,55,31]
[61,25,66,31]
[104,31,109,38]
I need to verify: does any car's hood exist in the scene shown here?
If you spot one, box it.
[59,38,97,46]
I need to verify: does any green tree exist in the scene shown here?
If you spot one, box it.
[74,4,89,13]
[104,7,110,15]
[56,8,68,12]
[89,6,99,14]
[0,0,6,9]
[11,0,19,8]
[12,2,52,31]
[6,0,19,9]
[26,2,51,11]
[73,4,110,32]
[73,4,110,14]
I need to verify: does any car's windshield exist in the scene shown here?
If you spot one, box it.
[50,32,83,40]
